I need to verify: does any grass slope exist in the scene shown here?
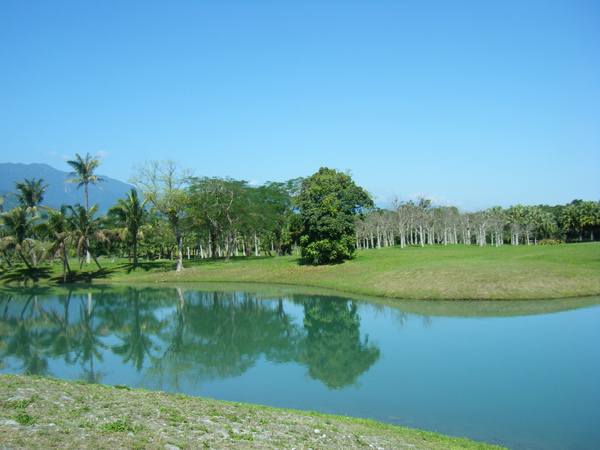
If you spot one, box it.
[2,243,599,300]
[0,374,506,449]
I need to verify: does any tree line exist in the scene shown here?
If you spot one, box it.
[1,155,598,276]
[356,197,600,250]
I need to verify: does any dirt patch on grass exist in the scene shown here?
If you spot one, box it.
[0,374,505,449]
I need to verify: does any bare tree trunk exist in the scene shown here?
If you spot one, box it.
[419,226,425,247]
[19,250,33,269]
[133,237,138,267]
[2,250,14,269]
[175,231,184,272]
[224,233,235,262]
[91,253,104,274]
[62,246,71,282]
[254,233,260,256]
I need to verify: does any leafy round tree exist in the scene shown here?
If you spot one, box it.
[297,167,373,265]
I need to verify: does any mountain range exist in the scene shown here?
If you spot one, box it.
[0,163,134,214]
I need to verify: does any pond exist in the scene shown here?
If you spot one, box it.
[1,284,599,449]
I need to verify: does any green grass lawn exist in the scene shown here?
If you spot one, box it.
[3,242,598,300]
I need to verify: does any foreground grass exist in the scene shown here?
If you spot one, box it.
[2,242,599,299]
[0,374,505,450]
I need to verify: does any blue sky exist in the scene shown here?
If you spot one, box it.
[1,0,598,211]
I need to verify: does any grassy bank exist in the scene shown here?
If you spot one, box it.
[2,242,599,299]
[0,374,505,449]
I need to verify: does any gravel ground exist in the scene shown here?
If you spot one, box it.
[0,374,504,450]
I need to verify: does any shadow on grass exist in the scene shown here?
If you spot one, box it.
[0,266,54,286]
[182,255,316,268]
[295,257,346,267]
[115,261,175,274]
[0,255,321,285]
[50,268,115,284]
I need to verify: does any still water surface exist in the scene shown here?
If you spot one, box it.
[1,285,598,449]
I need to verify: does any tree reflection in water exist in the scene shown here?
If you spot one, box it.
[74,291,106,384]
[0,287,381,391]
[297,296,380,389]
[147,290,304,390]
[111,288,164,372]
[2,293,52,377]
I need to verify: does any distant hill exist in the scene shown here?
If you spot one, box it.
[0,163,134,215]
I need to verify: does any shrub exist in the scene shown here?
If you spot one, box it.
[538,239,565,245]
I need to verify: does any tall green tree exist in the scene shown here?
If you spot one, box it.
[130,160,192,272]
[67,204,110,273]
[296,167,373,265]
[65,153,106,264]
[0,207,40,269]
[575,201,600,241]
[4,179,51,266]
[254,179,300,256]
[65,153,106,213]
[38,206,73,282]
[561,200,600,241]
[188,177,251,261]
[108,188,148,268]
[12,178,50,215]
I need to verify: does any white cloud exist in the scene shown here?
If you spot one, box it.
[42,151,72,161]
[407,193,460,207]
[96,150,109,159]
[248,180,261,186]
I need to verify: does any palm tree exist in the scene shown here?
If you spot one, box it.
[0,207,40,269]
[65,153,106,262]
[38,206,73,282]
[108,188,148,268]
[67,204,110,273]
[3,179,51,267]
[0,213,15,269]
[12,178,50,215]
[576,201,600,241]
[65,153,106,212]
